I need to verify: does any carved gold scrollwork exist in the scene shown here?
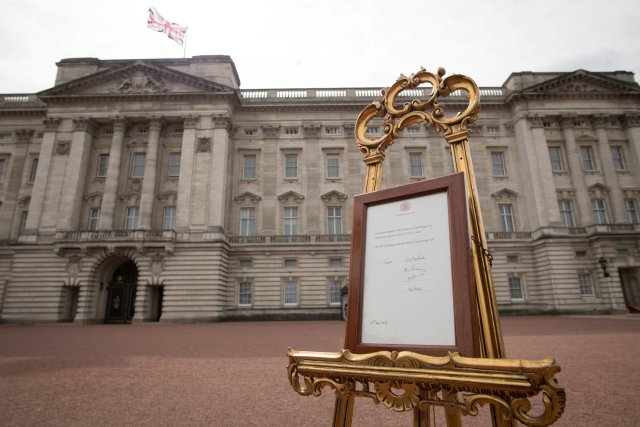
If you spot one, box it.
[354,67,480,160]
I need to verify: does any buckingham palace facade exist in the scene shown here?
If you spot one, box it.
[0,55,639,323]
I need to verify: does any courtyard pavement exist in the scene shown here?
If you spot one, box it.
[0,315,639,426]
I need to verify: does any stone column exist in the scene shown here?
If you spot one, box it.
[138,117,163,230]
[24,117,59,234]
[0,129,33,239]
[512,115,560,229]
[176,115,199,230]
[57,118,97,231]
[623,114,640,181]
[99,117,129,230]
[593,115,625,222]
[208,114,231,231]
[561,115,591,226]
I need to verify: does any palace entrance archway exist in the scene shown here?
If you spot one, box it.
[105,260,138,323]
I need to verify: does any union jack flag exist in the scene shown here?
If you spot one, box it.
[147,6,187,47]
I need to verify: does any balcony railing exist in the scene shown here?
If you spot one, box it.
[486,231,533,240]
[228,234,352,245]
[55,229,176,242]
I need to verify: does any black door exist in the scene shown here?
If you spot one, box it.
[105,261,138,324]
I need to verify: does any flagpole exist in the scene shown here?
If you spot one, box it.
[183,27,188,59]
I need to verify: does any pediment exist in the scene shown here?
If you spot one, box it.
[526,70,640,95]
[83,192,103,206]
[277,191,305,202]
[233,192,262,203]
[157,190,178,204]
[588,183,609,197]
[491,188,518,200]
[320,190,348,202]
[38,61,234,98]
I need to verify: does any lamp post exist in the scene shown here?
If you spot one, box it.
[598,257,617,310]
[598,257,610,277]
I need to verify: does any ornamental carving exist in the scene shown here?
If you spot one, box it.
[303,124,321,137]
[213,114,232,130]
[110,70,169,94]
[491,188,518,201]
[197,137,211,153]
[15,129,34,142]
[43,117,61,131]
[621,114,640,128]
[233,192,262,204]
[277,191,305,203]
[528,115,544,128]
[157,190,178,205]
[588,183,609,198]
[56,140,71,155]
[83,192,103,207]
[343,124,355,137]
[262,125,280,138]
[559,115,576,129]
[18,196,30,208]
[320,190,348,202]
[592,115,608,129]
[72,118,98,134]
[183,115,199,129]
[556,189,576,200]
[112,117,130,133]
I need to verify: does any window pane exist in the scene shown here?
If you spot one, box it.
[327,154,340,178]
[168,152,181,176]
[132,153,146,177]
[498,204,515,232]
[284,207,298,235]
[409,153,423,177]
[548,147,564,171]
[611,146,626,170]
[558,199,575,227]
[284,281,297,305]
[20,210,28,233]
[243,155,256,179]
[327,207,342,235]
[240,207,255,236]
[330,279,342,304]
[508,277,523,300]
[29,158,38,182]
[285,154,298,178]
[0,159,5,181]
[88,208,101,230]
[578,273,594,296]
[580,147,595,171]
[491,152,506,176]
[284,259,297,268]
[239,282,252,305]
[163,206,176,230]
[626,199,639,224]
[591,199,608,224]
[97,155,109,177]
[125,207,139,230]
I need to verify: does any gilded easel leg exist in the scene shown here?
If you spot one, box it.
[413,405,431,427]
[332,395,355,427]
[442,390,462,427]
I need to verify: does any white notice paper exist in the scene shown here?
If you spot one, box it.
[361,192,455,346]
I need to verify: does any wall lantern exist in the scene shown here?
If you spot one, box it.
[598,257,610,277]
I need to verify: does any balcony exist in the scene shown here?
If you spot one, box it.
[486,231,532,241]
[54,229,176,253]
[228,234,352,245]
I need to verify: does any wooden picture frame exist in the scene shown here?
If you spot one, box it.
[344,173,480,357]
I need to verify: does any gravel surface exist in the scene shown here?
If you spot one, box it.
[0,315,638,426]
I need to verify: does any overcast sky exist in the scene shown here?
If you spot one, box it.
[1,0,639,93]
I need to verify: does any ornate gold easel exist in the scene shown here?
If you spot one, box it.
[287,68,565,426]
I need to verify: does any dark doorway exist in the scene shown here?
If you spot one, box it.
[148,286,164,322]
[105,261,138,323]
[61,286,79,322]
[619,268,640,313]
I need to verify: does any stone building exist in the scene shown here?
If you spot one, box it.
[0,55,639,323]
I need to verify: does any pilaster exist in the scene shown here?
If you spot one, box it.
[207,114,232,231]
[0,129,33,239]
[176,115,198,230]
[561,115,591,225]
[622,114,640,180]
[99,117,129,230]
[593,115,625,222]
[138,117,163,230]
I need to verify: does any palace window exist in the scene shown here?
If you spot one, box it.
[508,276,524,300]
[327,206,342,235]
[243,154,257,180]
[28,158,38,183]
[88,208,101,231]
[325,127,339,135]
[486,125,500,133]
[238,282,252,306]
[168,152,181,177]
[284,259,297,268]
[626,199,639,224]
[580,146,596,171]
[285,127,298,135]
[329,258,343,268]
[409,152,424,177]
[284,154,298,179]
[591,199,608,225]
[491,152,507,177]
[283,280,298,305]
[506,255,519,264]
[0,158,5,182]
[405,126,420,135]
[498,203,515,232]
[326,154,340,178]
[329,278,343,305]
[283,207,299,235]
[97,154,109,178]
[125,207,139,230]
[578,272,595,296]
[548,146,565,172]
[132,153,146,177]
[19,210,28,233]
[163,206,176,230]
[558,199,576,227]
[239,259,253,269]
[610,146,626,171]
[239,207,255,236]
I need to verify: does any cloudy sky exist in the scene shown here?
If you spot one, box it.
[1,0,639,93]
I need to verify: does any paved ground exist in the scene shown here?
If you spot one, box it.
[0,315,639,426]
